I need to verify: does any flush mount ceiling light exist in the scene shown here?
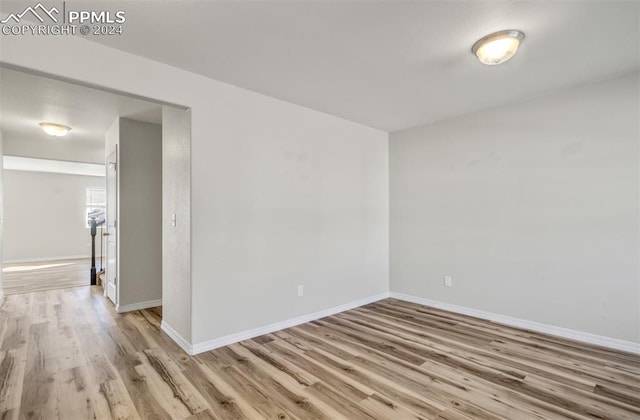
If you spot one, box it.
[39,122,71,137]
[472,30,525,65]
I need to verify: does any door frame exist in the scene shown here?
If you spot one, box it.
[105,147,118,304]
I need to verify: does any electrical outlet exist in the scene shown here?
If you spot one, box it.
[297,285,304,297]
[444,276,452,287]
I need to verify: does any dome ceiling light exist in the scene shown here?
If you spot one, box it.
[472,30,525,65]
[39,122,72,137]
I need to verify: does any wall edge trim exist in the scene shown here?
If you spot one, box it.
[390,292,640,355]
[116,299,162,314]
[4,255,91,264]
[161,320,193,355]
[190,292,390,355]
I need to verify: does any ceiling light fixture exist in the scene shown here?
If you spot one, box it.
[472,30,525,65]
[39,122,71,137]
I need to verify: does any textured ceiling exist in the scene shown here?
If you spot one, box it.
[0,68,162,160]
[0,1,638,135]
[74,0,640,132]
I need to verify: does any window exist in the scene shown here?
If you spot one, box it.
[86,188,106,228]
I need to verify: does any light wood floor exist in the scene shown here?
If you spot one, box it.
[0,287,638,419]
[2,258,91,295]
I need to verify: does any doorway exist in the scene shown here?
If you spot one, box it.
[0,67,184,311]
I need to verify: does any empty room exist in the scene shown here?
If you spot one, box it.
[0,1,638,419]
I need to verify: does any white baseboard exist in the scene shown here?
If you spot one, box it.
[3,255,92,264]
[390,292,640,355]
[161,321,193,355]
[116,299,162,313]
[190,291,390,355]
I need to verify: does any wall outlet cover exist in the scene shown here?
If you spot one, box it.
[444,276,452,287]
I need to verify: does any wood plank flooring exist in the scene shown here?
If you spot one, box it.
[0,287,638,419]
[2,258,91,295]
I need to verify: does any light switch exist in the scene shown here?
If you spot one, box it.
[171,214,176,227]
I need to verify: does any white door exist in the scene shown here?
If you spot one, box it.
[105,150,118,304]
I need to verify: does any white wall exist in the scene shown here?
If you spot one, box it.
[106,118,163,309]
[120,119,163,308]
[3,170,105,262]
[191,89,389,343]
[162,107,191,342]
[3,133,104,164]
[390,73,640,343]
